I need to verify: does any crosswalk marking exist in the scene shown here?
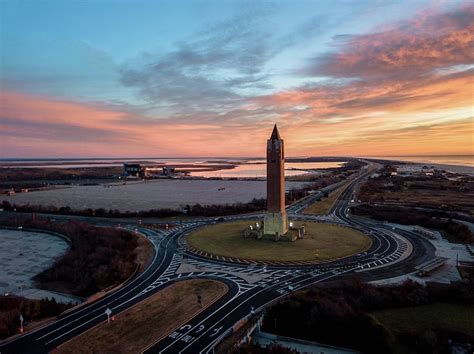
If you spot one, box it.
[136,260,297,297]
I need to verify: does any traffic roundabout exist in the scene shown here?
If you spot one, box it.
[0,167,437,354]
[181,220,382,266]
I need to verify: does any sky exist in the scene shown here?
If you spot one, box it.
[0,0,473,158]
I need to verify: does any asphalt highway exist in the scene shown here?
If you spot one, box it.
[0,164,437,353]
[0,226,199,353]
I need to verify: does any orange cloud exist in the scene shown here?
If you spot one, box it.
[283,117,474,157]
[310,4,474,79]
[2,86,472,158]
[252,4,474,157]
[0,90,273,157]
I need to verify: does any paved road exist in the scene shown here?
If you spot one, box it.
[0,163,436,353]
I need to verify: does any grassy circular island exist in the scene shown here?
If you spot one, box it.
[186,220,372,263]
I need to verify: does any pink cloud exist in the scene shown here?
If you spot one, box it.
[0,90,273,157]
[308,4,474,79]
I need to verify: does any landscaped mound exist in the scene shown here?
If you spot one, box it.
[186,220,371,263]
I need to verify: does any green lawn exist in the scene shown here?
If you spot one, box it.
[186,220,372,262]
[371,303,474,335]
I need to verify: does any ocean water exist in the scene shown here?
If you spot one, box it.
[190,161,345,178]
[2,155,472,168]
[367,155,473,167]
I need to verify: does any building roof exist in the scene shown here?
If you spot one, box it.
[270,124,282,140]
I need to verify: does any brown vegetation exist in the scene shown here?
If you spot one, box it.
[54,279,228,354]
[303,178,355,215]
[0,296,72,339]
[134,231,155,271]
[262,279,474,353]
[352,204,474,244]
[0,217,141,297]
[358,166,474,214]
[0,199,266,218]
[0,166,122,182]
[286,170,357,202]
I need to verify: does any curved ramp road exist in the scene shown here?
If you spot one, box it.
[0,167,436,354]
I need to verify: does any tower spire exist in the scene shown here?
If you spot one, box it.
[265,123,288,237]
[270,124,281,140]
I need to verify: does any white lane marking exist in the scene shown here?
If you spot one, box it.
[209,326,222,337]
[39,226,197,344]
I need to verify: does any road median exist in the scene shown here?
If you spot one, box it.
[52,279,228,354]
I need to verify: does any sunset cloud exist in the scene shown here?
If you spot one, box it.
[305,4,474,79]
[1,1,472,158]
[252,3,474,156]
[0,90,273,157]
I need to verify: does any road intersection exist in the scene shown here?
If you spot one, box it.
[1,167,436,353]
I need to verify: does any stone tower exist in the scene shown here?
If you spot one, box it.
[264,124,288,236]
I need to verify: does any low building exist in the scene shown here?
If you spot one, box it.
[123,163,148,178]
[162,166,176,176]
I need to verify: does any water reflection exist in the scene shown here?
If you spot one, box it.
[191,162,345,178]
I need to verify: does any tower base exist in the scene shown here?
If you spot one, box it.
[264,211,288,236]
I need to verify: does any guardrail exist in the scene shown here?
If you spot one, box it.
[209,312,265,353]
[415,256,448,276]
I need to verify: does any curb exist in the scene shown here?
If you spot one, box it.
[180,223,374,267]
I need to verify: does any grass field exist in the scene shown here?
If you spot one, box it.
[371,302,474,335]
[53,279,228,354]
[187,220,372,262]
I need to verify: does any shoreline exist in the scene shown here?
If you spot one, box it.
[398,161,473,174]
[365,156,473,168]
[1,179,311,212]
[0,227,80,304]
